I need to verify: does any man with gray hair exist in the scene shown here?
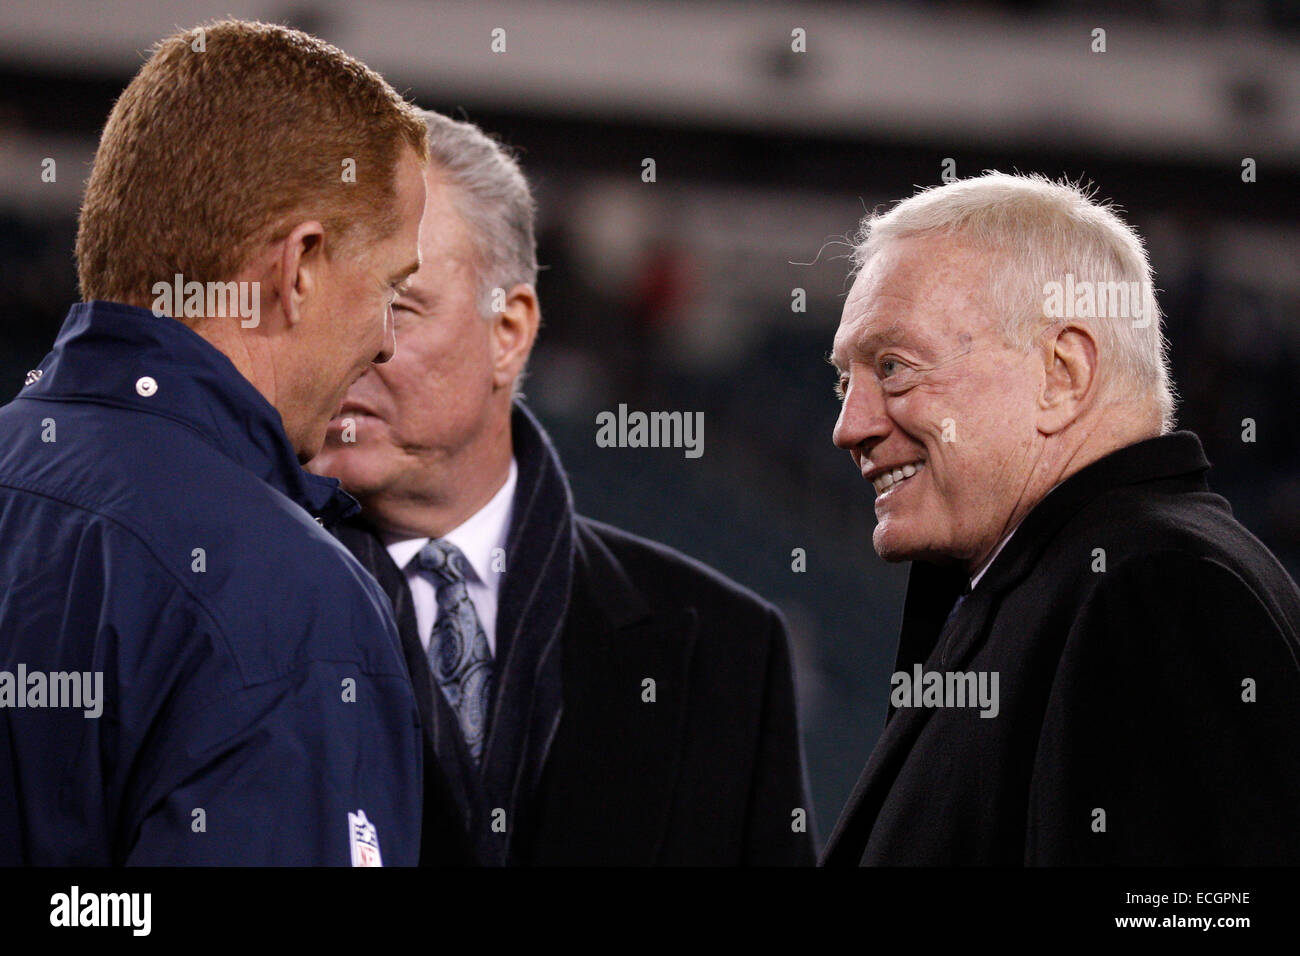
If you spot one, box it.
[309,110,814,865]
[822,171,1300,865]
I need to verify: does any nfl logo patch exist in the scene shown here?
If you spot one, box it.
[348,810,383,867]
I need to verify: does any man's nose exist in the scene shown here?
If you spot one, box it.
[832,375,891,452]
[374,305,397,365]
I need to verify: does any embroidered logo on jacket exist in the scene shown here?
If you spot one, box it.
[348,810,383,867]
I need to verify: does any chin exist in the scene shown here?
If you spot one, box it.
[308,443,353,476]
[872,518,947,564]
[304,446,337,476]
[294,429,328,466]
[872,526,916,563]
[306,434,362,476]
[315,450,390,498]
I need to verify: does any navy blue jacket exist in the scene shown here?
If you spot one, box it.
[0,301,422,865]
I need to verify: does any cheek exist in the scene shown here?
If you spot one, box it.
[350,280,384,321]
[902,410,984,510]
[378,356,432,417]
[439,319,500,390]
[887,392,958,462]
[387,337,473,415]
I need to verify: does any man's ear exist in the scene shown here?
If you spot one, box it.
[491,282,540,390]
[276,221,326,327]
[1038,322,1099,434]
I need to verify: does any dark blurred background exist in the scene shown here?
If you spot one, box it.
[2,0,1298,850]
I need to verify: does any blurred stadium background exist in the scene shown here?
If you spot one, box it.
[3,0,1298,850]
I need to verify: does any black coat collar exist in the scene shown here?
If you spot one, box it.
[976,430,1210,600]
[901,431,1212,670]
[474,401,575,861]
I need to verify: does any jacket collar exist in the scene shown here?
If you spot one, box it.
[498,399,578,634]
[967,430,1210,599]
[475,399,575,861]
[900,430,1213,668]
[22,301,357,523]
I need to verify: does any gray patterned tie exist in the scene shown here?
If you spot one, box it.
[415,539,494,764]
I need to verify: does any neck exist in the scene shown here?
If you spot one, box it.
[192,317,306,454]
[364,415,514,540]
[964,410,1157,577]
[191,316,276,405]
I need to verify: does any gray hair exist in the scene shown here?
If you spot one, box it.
[419,109,538,316]
[852,171,1176,433]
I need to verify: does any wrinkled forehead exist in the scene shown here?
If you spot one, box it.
[833,236,998,364]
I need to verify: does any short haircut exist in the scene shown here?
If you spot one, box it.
[419,110,538,316]
[76,19,429,308]
[852,171,1176,432]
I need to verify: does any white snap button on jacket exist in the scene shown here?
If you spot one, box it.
[135,376,158,397]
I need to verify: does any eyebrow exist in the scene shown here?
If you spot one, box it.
[830,319,908,370]
[860,319,907,350]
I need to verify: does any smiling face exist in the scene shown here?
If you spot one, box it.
[831,235,1049,569]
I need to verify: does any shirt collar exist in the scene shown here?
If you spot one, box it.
[20,301,358,522]
[387,458,518,590]
[969,526,1017,592]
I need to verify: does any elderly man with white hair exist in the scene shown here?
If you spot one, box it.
[822,172,1300,865]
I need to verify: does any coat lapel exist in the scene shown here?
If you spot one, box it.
[476,402,575,862]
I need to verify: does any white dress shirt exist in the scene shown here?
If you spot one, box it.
[384,458,517,657]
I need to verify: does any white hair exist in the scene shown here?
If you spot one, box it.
[852,171,1176,433]
[420,110,538,317]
